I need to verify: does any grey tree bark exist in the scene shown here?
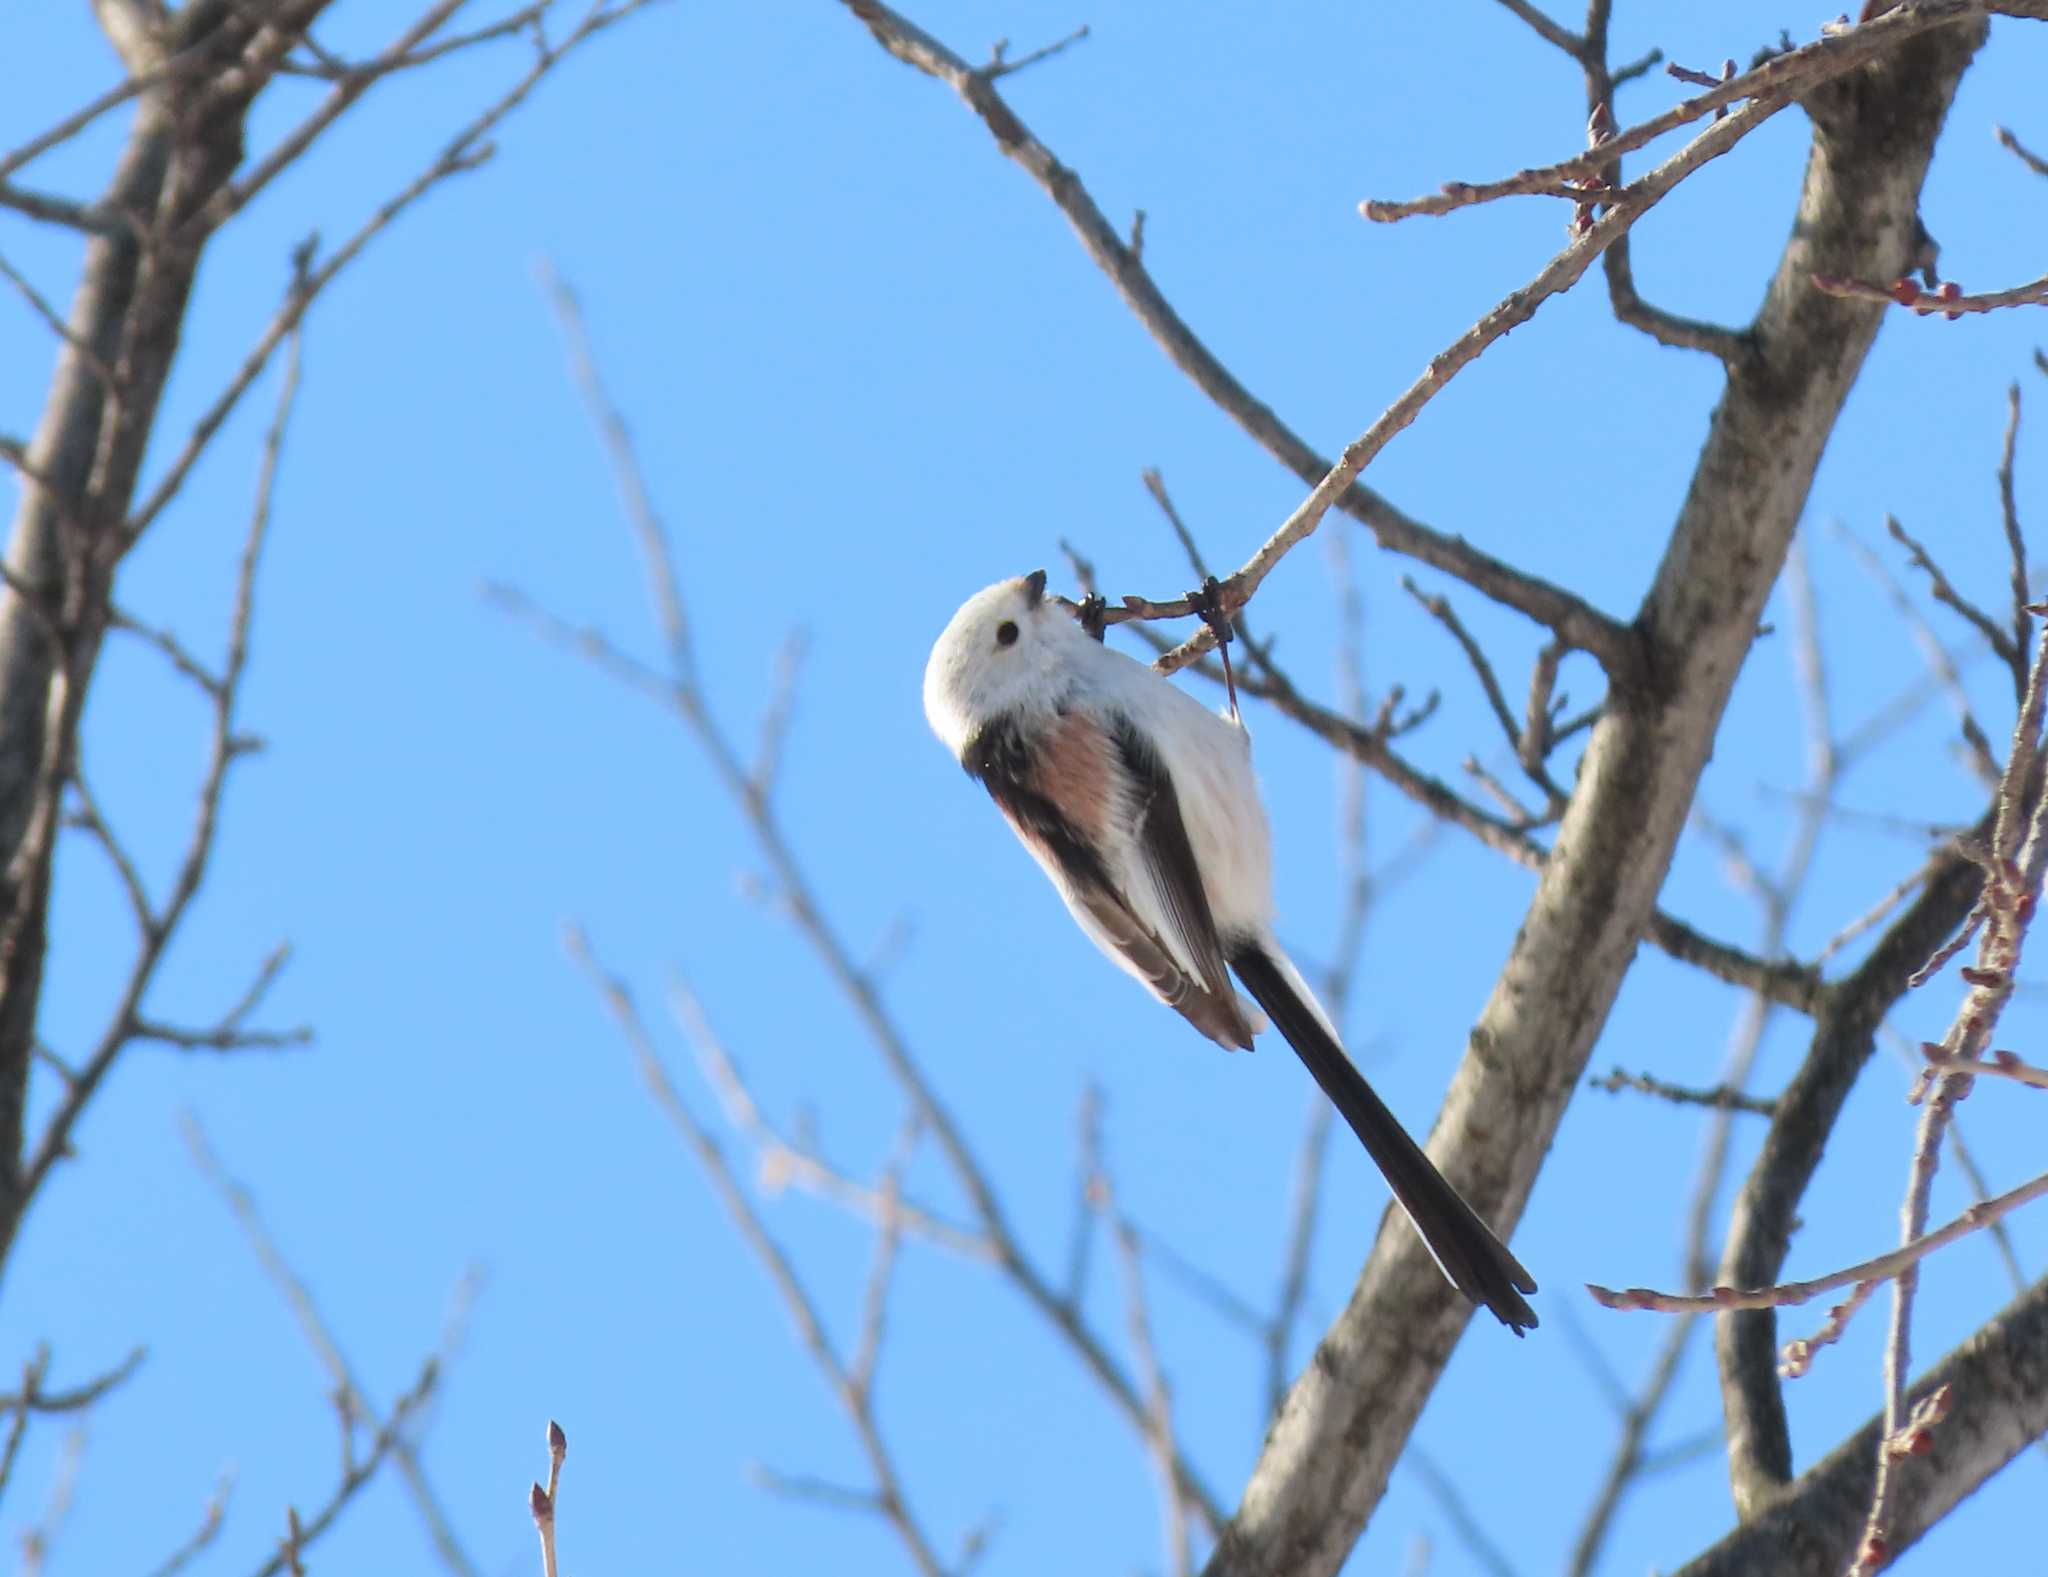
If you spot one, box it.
[0,0,331,1273]
[1203,16,1995,1575]
[1680,1276,2048,1574]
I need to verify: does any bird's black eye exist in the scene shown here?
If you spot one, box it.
[995,620,1020,648]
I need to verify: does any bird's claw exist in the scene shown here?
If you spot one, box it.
[1188,576,1241,718]
[1188,576,1234,648]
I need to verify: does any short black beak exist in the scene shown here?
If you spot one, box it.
[1023,568,1047,601]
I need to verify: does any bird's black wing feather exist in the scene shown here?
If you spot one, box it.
[1105,715,1242,1017]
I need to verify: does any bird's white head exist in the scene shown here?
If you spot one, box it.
[923,570,1087,759]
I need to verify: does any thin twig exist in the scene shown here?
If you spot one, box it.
[1779,1281,1881,1381]
[839,0,1642,678]
[1401,576,1552,798]
[1361,5,2016,223]
[538,260,695,689]
[0,250,117,388]
[63,766,152,931]
[126,1,660,548]
[1490,0,1581,55]
[1810,268,2048,318]
[685,998,986,1258]
[144,1470,234,1577]
[1997,123,2048,177]
[569,932,951,1576]
[1911,1045,2048,1095]
[1404,1447,1521,1577]
[1588,1068,1777,1116]
[246,1361,444,1577]
[1085,1113,1193,1577]
[1219,635,1825,1012]
[107,606,225,695]
[1815,859,1938,966]
[1572,544,1835,1575]
[24,323,303,1217]
[0,1344,145,1417]
[1591,1162,2048,1313]
[286,3,557,81]
[1834,521,1998,784]
[1140,79,1768,677]
[183,1114,480,1577]
[0,29,226,183]
[529,1420,565,1577]
[199,2,494,235]
[978,23,1090,80]
[1998,384,2028,670]
[1885,514,2024,696]
[1853,620,2048,1561]
[519,276,1229,1533]
[1140,470,1212,581]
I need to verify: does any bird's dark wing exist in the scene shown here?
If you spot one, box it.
[1103,713,1241,1016]
[964,711,1254,1049]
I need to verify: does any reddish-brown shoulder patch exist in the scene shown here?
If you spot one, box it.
[1033,712,1116,840]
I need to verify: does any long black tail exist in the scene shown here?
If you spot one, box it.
[1230,943,1538,1334]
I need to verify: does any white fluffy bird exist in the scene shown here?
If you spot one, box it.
[924,571,1537,1333]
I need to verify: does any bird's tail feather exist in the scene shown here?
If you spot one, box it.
[1230,943,1538,1334]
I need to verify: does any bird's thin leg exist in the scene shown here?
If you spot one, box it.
[1192,576,1239,718]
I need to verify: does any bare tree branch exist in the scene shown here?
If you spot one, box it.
[1207,16,1988,1570]
[1490,0,1582,57]
[1361,4,2040,223]
[1600,1161,2048,1314]
[0,0,662,1294]
[143,1470,234,1577]
[1568,541,1843,1576]
[1996,122,2048,175]
[1587,1068,1777,1116]
[1885,514,2027,693]
[243,1359,445,1577]
[1675,1275,2048,1576]
[1086,1113,1194,1577]
[1810,267,2048,316]
[127,1,660,546]
[836,0,1643,678]
[516,275,1233,1534]
[569,931,953,1576]
[183,1114,480,1577]
[1715,817,1989,1511]
[528,1420,566,1577]
[16,316,300,1238]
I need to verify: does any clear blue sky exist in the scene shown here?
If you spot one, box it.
[4,4,2046,1574]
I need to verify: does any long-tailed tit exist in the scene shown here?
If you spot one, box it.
[924,571,1537,1333]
